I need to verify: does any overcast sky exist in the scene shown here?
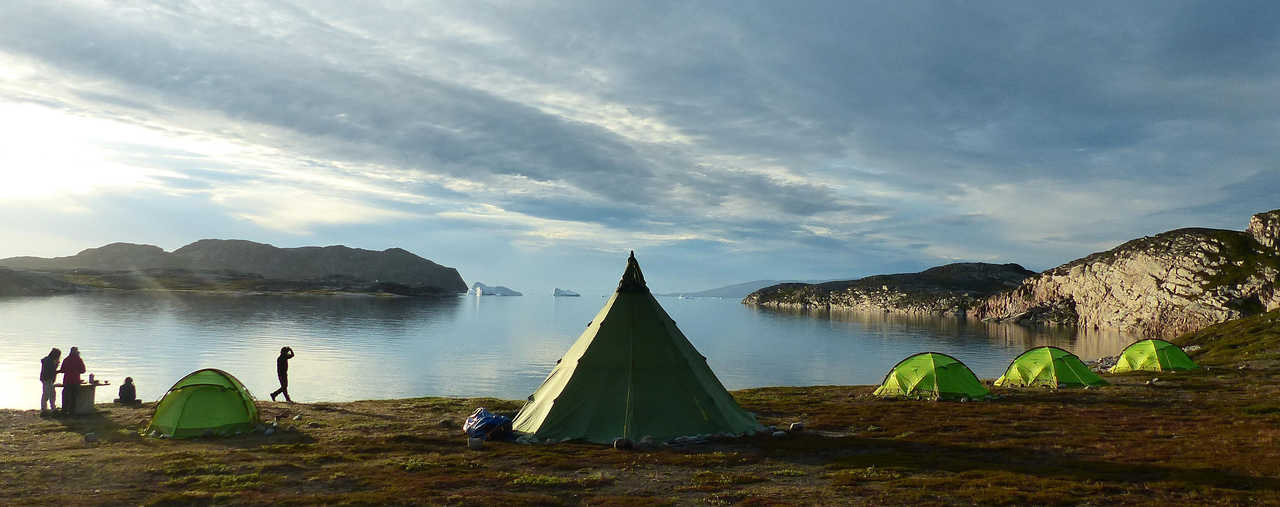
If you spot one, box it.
[0,1,1277,293]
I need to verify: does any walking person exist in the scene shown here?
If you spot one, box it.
[58,347,86,415]
[39,348,61,416]
[270,346,294,403]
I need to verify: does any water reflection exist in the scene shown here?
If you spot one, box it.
[742,305,1130,360]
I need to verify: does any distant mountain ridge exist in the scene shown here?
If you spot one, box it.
[659,280,807,299]
[0,239,467,294]
[743,263,1035,315]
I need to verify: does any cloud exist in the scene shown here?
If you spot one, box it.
[0,0,1278,290]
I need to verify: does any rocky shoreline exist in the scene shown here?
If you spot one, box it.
[743,263,1034,316]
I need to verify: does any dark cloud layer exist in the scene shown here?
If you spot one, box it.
[1,0,1277,290]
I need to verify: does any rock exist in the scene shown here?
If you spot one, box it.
[639,436,655,447]
[1248,209,1280,251]
[83,432,98,443]
[612,438,634,450]
[467,437,484,450]
[264,428,276,436]
[255,424,266,432]
[307,421,321,428]
[788,422,805,432]
[553,288,581,297]
[292,415,302,421]
[771,431,787,438]
[969,210,1280,338]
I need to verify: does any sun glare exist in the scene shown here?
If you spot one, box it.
[0,102,164,200]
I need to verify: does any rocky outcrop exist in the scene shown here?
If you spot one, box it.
[743,263,1035,315]
[471,282,522,296]
[969,209,1280,338]
[553,288,580,297]
[0,239,467,294]
[1249,209,1280,250]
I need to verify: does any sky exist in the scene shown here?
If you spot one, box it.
[0,1,1277,294]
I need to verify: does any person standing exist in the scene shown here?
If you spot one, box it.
[58,347,86,415]
[270,346,294,403]
[39,348,62,415]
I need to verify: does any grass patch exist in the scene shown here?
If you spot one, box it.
[827,467,904,486]
[148,458,233,476]
[1177,308,1280,364]
[499,471,614,488]
[1242,403,1280,415]
[163,472,271,491]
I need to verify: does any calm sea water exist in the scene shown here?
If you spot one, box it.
[0,292,1135,409]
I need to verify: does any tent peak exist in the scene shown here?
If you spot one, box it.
[616,251,649,293]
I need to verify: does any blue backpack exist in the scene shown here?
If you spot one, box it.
[463,408,512,440]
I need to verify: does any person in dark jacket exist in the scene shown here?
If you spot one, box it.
[58,347,86,415]
[39,348,61,415]
[270,346,295,403]
[114,377,139,406]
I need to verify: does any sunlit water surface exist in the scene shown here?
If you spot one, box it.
[0,293,1135,409]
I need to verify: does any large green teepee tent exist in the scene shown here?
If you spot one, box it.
[512,252,762,443]
[145,369,259,438]
[1109,339,1199,373]
[873,352,991,401]
[994,346,1108,388]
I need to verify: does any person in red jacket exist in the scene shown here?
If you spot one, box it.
[58,347,86,415]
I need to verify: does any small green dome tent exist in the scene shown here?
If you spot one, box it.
[873,352,991,401]
[145,369,259,438]
[1109,339,1199,373]
[994,346,1108,388]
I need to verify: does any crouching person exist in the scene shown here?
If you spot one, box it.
[114,377,140,407]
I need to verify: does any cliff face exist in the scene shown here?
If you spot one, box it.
[743,263,1035,315]
[969,210,1280,338]
[0,239,467,294]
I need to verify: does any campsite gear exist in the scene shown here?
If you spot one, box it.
[512,251,763,444]
[994,346,1108,388]
[1109,339,1199,373]
[463,408,513,440]
[145,369,259,438]
[873,352,991,401]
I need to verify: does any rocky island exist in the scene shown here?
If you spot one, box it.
[0,239,467,297]
[743,263,1035,315]
[553,288,580,297]
[969,209,1280,338]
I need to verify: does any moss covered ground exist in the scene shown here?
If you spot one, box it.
[3,313,1279,505]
